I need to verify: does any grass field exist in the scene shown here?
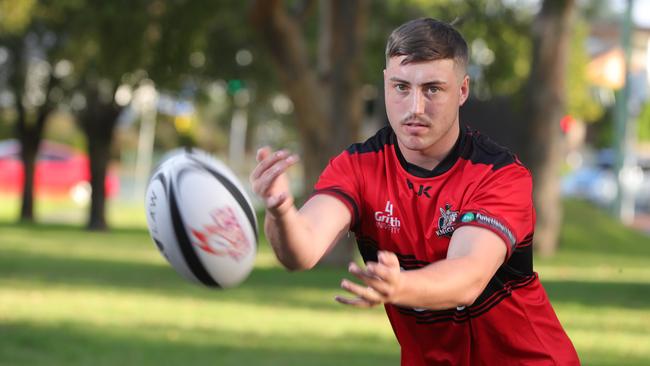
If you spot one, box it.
[0,196,649,365]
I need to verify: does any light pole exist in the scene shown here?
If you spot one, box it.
[612,0,643,225]
[133,80,158,199]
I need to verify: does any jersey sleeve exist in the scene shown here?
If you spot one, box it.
[312,151,362,229]
[455,164,534,259]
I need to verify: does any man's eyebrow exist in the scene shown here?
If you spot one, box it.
[388,77,447,86]
[422,81,447,87]
[389,77,410,84]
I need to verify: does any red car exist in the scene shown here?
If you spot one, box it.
[0,139,119,199]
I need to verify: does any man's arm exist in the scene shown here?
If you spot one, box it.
[251,147,352,271]
[336,226,506,309]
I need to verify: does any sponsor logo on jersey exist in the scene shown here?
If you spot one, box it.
[375,200,401,233]
[461,212,475,223]
[459,211,516,246]
[435,203,458,237]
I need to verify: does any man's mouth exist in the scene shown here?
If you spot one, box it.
[402,120,430,128]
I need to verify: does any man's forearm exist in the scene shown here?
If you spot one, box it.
[264,206,321,271]
[392,256,488,310]
[391,227,506,310]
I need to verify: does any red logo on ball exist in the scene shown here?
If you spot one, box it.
[190,207,251,261]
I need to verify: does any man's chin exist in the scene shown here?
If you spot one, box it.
[397,136,431,152]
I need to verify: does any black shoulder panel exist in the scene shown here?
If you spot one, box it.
[462,129,518,171]
[346,126,395,154]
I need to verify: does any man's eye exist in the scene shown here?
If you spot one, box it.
[395,84,408,92]
[427,86,440,94]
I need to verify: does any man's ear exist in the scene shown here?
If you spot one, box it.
[459,75,470,106]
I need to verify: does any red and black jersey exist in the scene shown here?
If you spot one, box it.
[313,125,580,365]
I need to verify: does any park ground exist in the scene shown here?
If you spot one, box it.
[0,197,649,365]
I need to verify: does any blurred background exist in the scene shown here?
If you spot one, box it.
[0,0,649,365]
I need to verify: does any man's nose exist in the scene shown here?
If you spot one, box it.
[411,90,425,115]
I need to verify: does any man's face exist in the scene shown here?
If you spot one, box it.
[384,56,469,158]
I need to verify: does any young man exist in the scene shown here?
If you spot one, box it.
[250,18,580,365]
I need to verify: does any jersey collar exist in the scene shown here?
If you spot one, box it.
[392,124,467,178]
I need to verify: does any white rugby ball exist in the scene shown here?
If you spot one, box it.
[144,148,257,288]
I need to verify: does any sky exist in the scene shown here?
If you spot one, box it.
[632,0,650,27]
[611,0,650,27]
[504,0,650,27]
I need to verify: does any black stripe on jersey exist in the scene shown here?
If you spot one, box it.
[518,232,534,248]
[356,236,379,263]
[461,127,519,171]
[356,232,536,323]
[397,256,430,270]
[345,125,521,177]
[314,188,360,229]
[504,242,534,277]
[398,274,537,324]
[362,231,536,323]
[356,236,430,268]
[468,274,537,317]
[394,126,466,178]
[346,126,394,154]
[397,306,468,323]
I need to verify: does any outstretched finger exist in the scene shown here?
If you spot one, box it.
[254,155,299,194]
[334,295,378,308]
[250,148,290,180]
[378,251,400,267]
[340,279,384,303]
[255,146,272,163]
[365,261,393,283]
[348,263,393,297]
[348,262,379,280]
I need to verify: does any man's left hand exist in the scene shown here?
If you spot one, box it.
[335,251,403,308]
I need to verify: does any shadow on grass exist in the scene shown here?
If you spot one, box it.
[0,320,399,366]
[0,247,352,312]
[543,279,650,310]
[0,220,148,235]
[4,244,650,313]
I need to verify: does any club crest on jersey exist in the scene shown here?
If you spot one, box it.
[436,204,458,237]
[375,200,401,233]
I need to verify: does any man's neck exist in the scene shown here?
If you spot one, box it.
[399,123,460,171]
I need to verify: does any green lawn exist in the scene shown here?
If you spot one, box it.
[0,197,649,365]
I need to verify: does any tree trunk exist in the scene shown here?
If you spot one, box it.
[16,102,35,223]
[17,106,51,222]
[81,83,121,231]
[11,38,56,223]
[316,0,367,266]
[523,0,576,257]
[252,0,369,266]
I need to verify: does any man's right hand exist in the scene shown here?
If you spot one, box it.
[250,146,351,271]
[250,147,299,217]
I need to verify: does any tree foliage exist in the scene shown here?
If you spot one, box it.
[566,18,604,122]
[0,0,37,34]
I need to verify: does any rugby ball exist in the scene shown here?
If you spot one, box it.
[144,148,257,288]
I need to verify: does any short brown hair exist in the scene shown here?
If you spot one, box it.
[386,18,468,72]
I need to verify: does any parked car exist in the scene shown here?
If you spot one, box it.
[0,139,119,202]
[562,149,650,211]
